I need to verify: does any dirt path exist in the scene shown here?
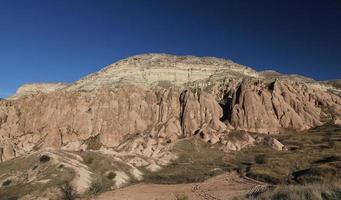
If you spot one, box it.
[93,172,264,200]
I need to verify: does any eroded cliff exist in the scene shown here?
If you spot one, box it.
[0,54,340,162]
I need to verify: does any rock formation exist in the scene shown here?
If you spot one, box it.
[9,83,68,100]
[0,53,340,162]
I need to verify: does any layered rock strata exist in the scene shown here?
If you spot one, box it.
[0,54,340,162]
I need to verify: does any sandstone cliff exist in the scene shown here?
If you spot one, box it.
[0,53,340,162]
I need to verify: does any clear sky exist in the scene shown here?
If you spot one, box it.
[0,0,340,98]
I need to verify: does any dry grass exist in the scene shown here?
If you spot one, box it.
[78,151,118,192]
[0,153,75,200]
[175,194,189,200]
[60,182,77,200]
[1,123,340,199]
[249,183,341,200]
[84,135,102,150]
[233,123,341,185]
[144,137,233,184]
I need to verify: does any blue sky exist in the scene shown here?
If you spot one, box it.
[0,0,340,98]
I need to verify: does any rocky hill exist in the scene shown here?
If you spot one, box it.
[0,53,340,163]
[65,54,259,91]
[1,54,341,199]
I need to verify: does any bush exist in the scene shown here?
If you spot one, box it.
[59,182,76,200]
[39,155,51,163]
[2,179,12,186]
[89,179,103,195]
[107,172,116,180]
[255,155,266,164]
[84,156,94,165]
[249,183,341,200]
[84,135,102,150]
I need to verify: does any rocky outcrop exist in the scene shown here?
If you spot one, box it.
[0,84,229,160]
[65,54,259,91]
[221,79,341,133]
[179,89,227,143]
[0,54,340,162]
[221,131,256,151]
[220,131,286,151]
[9,83,68,100]
[262,137,286,151]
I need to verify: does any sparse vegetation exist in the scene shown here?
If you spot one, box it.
[145,138,233,184]
[83,156,94,165]
[89,179,103,196]
[2,179,11,186]
[254,154,265,164]
[237,124,341,199]
[233,123,341,185]
[39,155,51,163]
[0,123,340,199]
[1,197,18,200]
[107,172,116,180]
[84,135,102,150]
[60,182,77,200]
[175,194,189,200]
[78,151,130,193]
[0,152,75,200]
[248,183,341,200]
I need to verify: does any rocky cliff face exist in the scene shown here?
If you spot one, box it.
[0,53,340,162]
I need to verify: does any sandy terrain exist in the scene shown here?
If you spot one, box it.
[93,172,264,200]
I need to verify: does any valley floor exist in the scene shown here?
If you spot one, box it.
[93,172,262,200]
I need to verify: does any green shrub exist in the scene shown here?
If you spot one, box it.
[59,182,77,200]
[107,172,116,180]
[255,154,266,164]
[39,155,51,163]
[83,156,94,165]
[2,179,12,186]
[84,135,102,150]
[89,179,103,195]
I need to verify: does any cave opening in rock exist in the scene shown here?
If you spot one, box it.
[219,92,234,122]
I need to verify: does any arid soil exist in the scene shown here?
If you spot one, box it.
[93,172,265,200]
